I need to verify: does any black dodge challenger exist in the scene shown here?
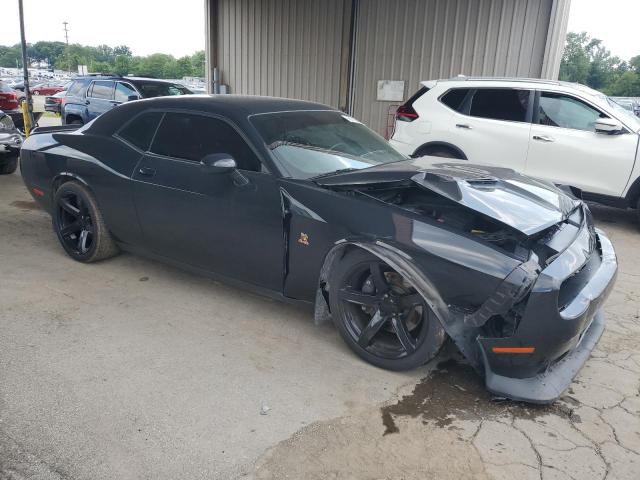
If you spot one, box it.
[20,95,617,403]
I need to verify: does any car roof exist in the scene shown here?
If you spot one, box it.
[72,75,184,84]
[135,94,332,115]
[421,76,605,98]
[87,94,334,135]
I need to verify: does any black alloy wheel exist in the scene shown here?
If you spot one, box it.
[330,249,445,370]
[53,181,119,262]
[57,191,94,256]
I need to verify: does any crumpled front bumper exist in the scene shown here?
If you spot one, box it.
[477,226,617,403]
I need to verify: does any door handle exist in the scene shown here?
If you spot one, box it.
[533,135,554,142]
[456,123,472,129]
[138,167,156,177]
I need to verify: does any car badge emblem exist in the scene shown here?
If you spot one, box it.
[298,232,310,246]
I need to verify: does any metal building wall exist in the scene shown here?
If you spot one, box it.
[206,0,570,135]
[214,0,352,108]
[351,0,557,135]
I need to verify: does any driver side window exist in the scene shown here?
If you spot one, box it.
[149,113,263,172]
[537,92,607,132]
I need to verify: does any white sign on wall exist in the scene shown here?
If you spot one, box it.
[78,65,88,75]
[377,80,405,102]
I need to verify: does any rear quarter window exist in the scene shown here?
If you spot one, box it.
[66,80,87,97]
[440,88,471,112]
[117,111,163,151]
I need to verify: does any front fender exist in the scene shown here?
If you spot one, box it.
[314,240,487,370]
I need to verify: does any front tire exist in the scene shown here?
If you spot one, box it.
[53,182,119,263]
[0,151,19,175]
[329,249,446,371]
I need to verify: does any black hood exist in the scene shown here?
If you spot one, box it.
[315,158,581,236]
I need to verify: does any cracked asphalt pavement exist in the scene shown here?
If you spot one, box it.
[1,164,639,479]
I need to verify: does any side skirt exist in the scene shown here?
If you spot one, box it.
[116,242,314,311]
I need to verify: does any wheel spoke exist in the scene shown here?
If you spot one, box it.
[78,230,89,253]
[60,198,80,217]
[357,309,388,348]
[60,220,81,237]
[338,288,378,306]
[400,293,423,309]
[369,262,389,293]
[391,316,416,354]
[77,196,89,216]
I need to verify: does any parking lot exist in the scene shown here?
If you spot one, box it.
[1,156,639,480]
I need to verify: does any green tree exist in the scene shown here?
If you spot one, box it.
[1,40,203,81]
[605,71,640,96]
[560,32,639,96]
[560,32,591,83]
[113,55,131,76]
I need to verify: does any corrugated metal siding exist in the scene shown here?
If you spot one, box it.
[351,0,554,135]
[541,0,572,79]
[216,0,350,107]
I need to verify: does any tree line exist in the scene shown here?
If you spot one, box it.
[0,41,205,79]
[560,32,640,97]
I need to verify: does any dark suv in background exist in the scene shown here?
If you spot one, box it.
[62,76,193,125]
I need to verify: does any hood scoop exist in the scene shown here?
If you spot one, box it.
[411,164,579,236]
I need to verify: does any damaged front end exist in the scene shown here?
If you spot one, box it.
[316,162,617,403]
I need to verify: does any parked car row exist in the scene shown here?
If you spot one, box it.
[390,77,640,221]
[4,79,67,95]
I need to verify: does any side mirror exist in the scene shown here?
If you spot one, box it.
[594,118,623,134]
[201,153,237,174]
[127,94,140,101]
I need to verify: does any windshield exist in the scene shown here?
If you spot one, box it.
[135,82,192,98]
[251,110,406,179]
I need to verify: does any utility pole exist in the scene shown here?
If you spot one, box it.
[63,21,70,73]
[18,0,34,133]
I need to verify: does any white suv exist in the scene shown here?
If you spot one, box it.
[389,77,640,219]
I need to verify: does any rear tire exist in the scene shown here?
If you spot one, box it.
[53,181,119,263]
[636,197,640,227]
[0,150,19,175]
[329,249,446,371]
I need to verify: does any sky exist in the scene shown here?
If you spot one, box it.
[567,0,639,61]
[1,0,638,61]
[0,0,205,57]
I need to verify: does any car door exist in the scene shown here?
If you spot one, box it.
[526,91,639,197]
[86,80,116,119]
[443,87,533,170]
[132,111,284,291]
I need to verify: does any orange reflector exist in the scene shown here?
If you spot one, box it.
[32,187,44,197]
[492,347,535,354]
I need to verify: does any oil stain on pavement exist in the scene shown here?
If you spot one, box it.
[380,355,575,435]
